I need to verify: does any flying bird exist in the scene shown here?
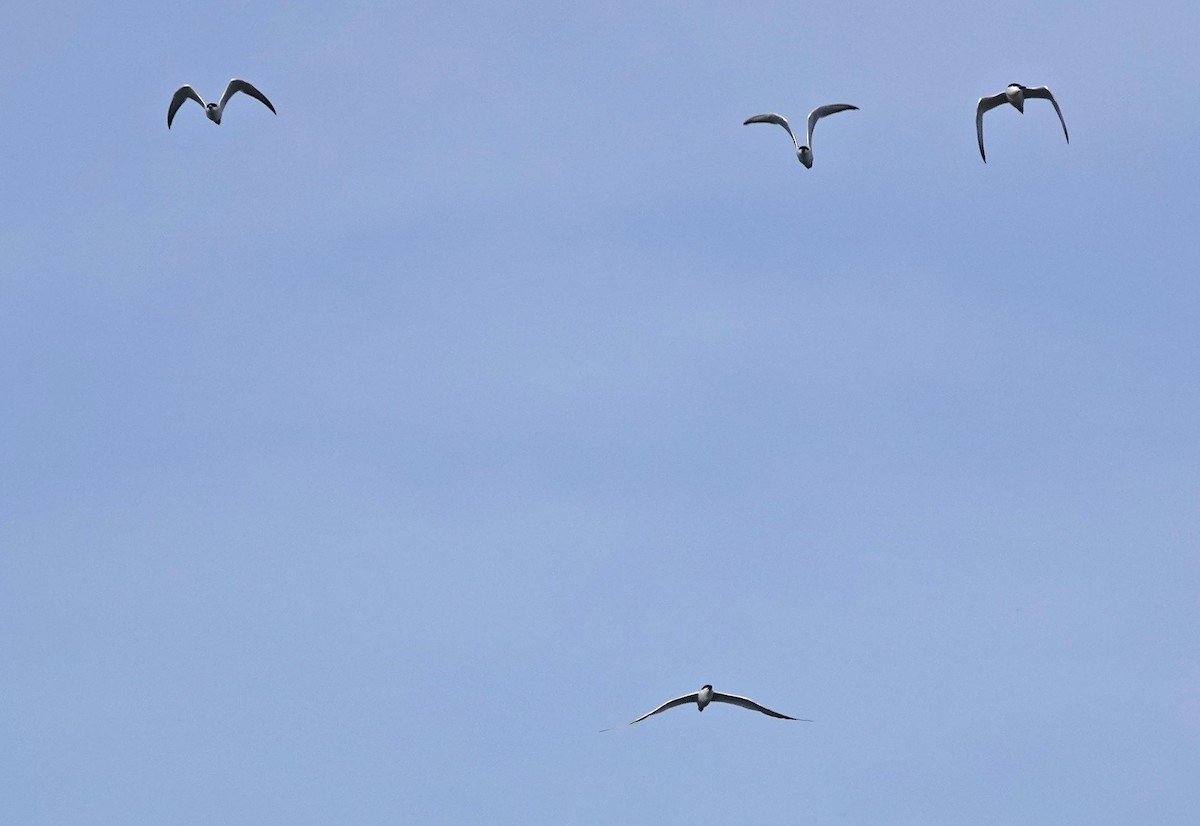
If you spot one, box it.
[975,84,1068,162]
[168,79,276,129]
[603,684,810,730]
[743,104,859,168]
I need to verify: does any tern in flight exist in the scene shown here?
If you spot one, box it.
[975,84,1069,162]
[603,685,811,730]
[743,104,859,168]
[168,79,276,129]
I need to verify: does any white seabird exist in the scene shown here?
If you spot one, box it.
[975,83,1069,162]
[743,104,859,168]
[604,684,811,730]
[168,79,276,129]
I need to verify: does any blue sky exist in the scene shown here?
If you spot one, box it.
[2,1,1198,823]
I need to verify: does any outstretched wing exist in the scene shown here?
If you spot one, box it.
[743,113,799,150]
[1022,86,1069,144]
[712,692,809,721]
[218,79,277,116]
[602,692,699,730]
[806,103,858,148]
[167,85,205,129]
[974,92,1008,162]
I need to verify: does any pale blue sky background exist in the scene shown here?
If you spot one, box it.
[2,1,1198,823]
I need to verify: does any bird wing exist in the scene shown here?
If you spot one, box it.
[743,113,799,150]
[603,692,699,730]
[974,92,1008,162]
[218,79,277,116]
[1022,86,1069,144]
[712,692,809,720]
[805,104,858,147]
[167,85,205,129]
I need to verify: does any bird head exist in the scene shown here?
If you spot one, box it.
[797,146,814,168]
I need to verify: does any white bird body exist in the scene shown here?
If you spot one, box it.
[1004,83,1026,113]
[743,104,858,168]
[604,684,809,730]
[168,79,276,129]
[975,83,1069,162]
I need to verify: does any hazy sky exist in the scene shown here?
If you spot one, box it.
[3,1,1198,823]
